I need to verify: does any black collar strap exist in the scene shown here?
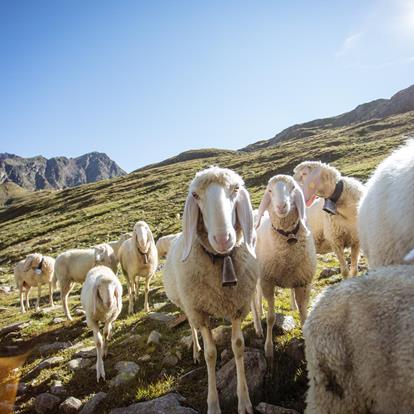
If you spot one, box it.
[323,180,344,215]
[272,221,301,245]
[137,247,149,264]
[37,257,44,271]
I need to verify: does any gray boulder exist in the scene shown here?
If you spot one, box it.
[256,402,300,414]
[59,397,82,414]
[79,392,107,414]
[34,393,61,413]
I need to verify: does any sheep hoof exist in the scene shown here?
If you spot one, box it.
[207,401,221,414]
[238,400,253,414]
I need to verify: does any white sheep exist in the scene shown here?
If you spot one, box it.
[293,161,364,277]
[53,243,117,321]
[163,166,258,414]
[118,221,158,314]
[108,232,132,260]
[81,265,122,382]
[14,253,55,313]
[254,175,316,359]
[358,139,414,267]
[155,233,181,259]
[304,264,414,414]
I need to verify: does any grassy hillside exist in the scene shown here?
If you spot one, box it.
[0,110,413,413]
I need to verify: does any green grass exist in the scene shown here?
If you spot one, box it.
[0,110,413,413]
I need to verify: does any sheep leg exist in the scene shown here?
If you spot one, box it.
[350,242,360,277]
[143,275,150,312]
[36,282,41,311]
[294,285,311,325]
[334,245,349,278]
[231,319,253,414]
[191,324,201,364]
[48,282,54,307]
[251,287,263,338]
[134,276,139,300]
[91,320,105,382]
[200,326,221,414]
[264,286,275,361]
[290,289,298,311]
[103,321,112,358]
[62,282,74,321]
[19,286,26,313]
[127,278,134,314]
[25,286,31,310]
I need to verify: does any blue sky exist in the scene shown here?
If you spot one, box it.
[1,1,413,172]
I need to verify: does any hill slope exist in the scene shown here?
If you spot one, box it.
[243,83,414,151]
[0,151,126,191]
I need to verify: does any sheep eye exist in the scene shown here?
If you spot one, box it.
[233,185,240,193]
[268,189,272,193]
[192,191,199,200]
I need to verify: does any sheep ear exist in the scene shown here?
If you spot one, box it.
[92,283,98,316]
[114,287,122,312]
[181,192,199,262]
[303,166,321,203]
[255,190,271,229]
[404,248,414,263]
[23,256,33,272]
[293,182,309,234]
[236,187,256,258]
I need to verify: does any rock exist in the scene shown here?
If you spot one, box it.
[68,358,92,371]
[217,348,267,408]
[67,342,85,352]
[148,312,175,323]
[256,402,300,414]
[50,380,67,397]
[285,338,305,365]
[163,354,179,367]
[179,367,204,382]
[147,330,161,345]
[29,356,65,376]
[109,392,198,414]
[79,392,107,414]
[120,334,141,346]
[138,354,151,362]
[153,302,168,311]
[180,335,193,349]
[52,317,65,324]
[40,305,62,315]
[274,314,296,332]
[220,349,232,365]
[34,393,61,413]
[212,325,232,347]
[59,397,82,414]
[0,320,31,336]
[74,308,86,316]
[0,285,11,294]
[17,382,28,395]
[114,361,140,375]
[38,342,71,356]
[73,346,95,359]
[320,267,340,278]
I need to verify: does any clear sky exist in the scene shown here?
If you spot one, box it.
[1,0,413,172]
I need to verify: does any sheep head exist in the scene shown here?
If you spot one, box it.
[293,161,340,206]
[133,221,154,254]
[182,166,255,261]
[94,244,114,266]
[256,175,308,232]
[92,273,122,315]
[23,253,43,274]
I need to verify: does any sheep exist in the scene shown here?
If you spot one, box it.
[254,175,316,359]
[108,232,132,260]
[293,161,364,278]
[358,139,414,268]
[163,166,258,414]
[14,254,55,313]
[304,264,414,414]
[81,265,122,382]
[118,221,158,314]
[53,243,117,321]
[156,233,181,259]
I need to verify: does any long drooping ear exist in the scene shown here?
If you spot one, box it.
[181,192,199,261]
[92,280,99,316]
[293,182,309,234]
[114,285,122,312]
[302,166,322,203]
[23,256,33,272]
[255,189,271,229]
[236,186,256,258]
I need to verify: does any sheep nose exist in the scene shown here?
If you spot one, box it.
[277,202,287,210]
[214,233,231,250]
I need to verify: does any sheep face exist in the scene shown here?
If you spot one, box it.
[133,222,151,254]
[256,175,308,231]
[182,166,255,261]
[93,278,120,314]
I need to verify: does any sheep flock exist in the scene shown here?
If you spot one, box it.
[5,139,414,414]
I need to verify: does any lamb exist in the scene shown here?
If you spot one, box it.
[108,232,132,260]
[254,175,316,359]
[14,254,55,313]
[81,265,122,382]
[118,221,158,314]
[293,161,364,277]
[156,233,181,259]
[358,139,414,267]
[53,243,117,321]
[304,265,414,414]
[163,166,258,414]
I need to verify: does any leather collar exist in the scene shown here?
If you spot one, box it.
[272,221,301,245]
